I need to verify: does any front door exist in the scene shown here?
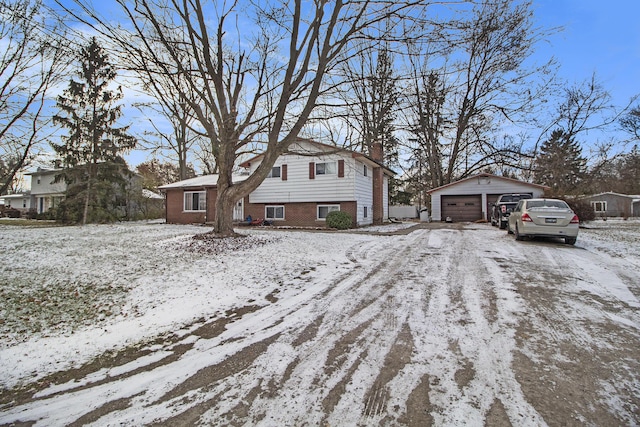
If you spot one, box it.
[233,198,244,221]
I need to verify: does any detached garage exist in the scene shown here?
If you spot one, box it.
[428,173,548,222]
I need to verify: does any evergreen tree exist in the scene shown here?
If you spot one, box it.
[618,145,640,194]
[52,37,136,224]
[343,47,400,167]
[534,129,586,196]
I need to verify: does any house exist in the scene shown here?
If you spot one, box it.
[427,173,548,222]
[160,174,249,224]
[24,166,157,220]
[25,168,66,214]
[160,139,394,227]
[579,192,640,218]
[0,193,32,215]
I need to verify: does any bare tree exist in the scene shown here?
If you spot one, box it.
[65,0,424,236]
[134,67,209,180]
[403,0,557,187]
[620,104,640,141]
[553,75,622,140]
[528,74,637,184]
[0,0,69,195]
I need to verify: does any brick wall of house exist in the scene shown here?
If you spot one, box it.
[244,201,358,228]
[165,188,218,224]
[372,167,384,225]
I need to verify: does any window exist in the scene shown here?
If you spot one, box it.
[316,162,337,175]
[591,201,607,213]
[363,164,368,177]
[184,191,206,211]
[265,205,284,220]
[318,204,340,220]
[267,166,281,178]
[364,206,368,218]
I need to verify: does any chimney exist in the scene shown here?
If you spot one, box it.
[371,141,383,163]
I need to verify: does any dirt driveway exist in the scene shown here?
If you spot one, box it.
[1,222,639,426]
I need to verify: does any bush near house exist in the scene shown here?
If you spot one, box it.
[566,198,596,223]
[326,210,352,230]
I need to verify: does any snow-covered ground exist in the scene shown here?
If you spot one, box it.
[0,219,638,426]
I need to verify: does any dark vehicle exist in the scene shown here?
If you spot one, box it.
[490,193,533,229]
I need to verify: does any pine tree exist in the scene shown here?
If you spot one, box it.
[534,129,586,196]
[618,145,640,195]
[52,37,136,224]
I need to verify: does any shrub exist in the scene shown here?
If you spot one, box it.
[5,208,21,218]
[566,199,596,223]
[326,210,352,230]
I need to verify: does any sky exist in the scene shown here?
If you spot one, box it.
[531,0,640,107]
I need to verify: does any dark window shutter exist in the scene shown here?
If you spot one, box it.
[282,164,287,181]
[309,162,315,179]
[338,159,345,178]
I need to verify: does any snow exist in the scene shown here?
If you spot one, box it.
[0,219,639,425]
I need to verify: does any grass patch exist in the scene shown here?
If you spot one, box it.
[0,219,60,227]
[0,279,129,342]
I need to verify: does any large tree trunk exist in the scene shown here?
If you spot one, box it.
[213,186,238,237]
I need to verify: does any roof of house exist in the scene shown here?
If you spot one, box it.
[581,191,640,202]
[158,174,249,190]
[0,193,30,200]
[427,173,549,194]
[238,138,396,176]
[142,189,164,199]
[24,168,62,176]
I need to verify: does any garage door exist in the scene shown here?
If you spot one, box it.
[441,195,482,222]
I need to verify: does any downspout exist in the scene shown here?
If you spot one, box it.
[203,186,207,224]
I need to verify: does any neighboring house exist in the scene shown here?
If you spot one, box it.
[25,168,66,214]
[0,193,32,214]
[25,166,155,219]
[160,139,394,227]
[579,192,640,218]
[427,173,548,222]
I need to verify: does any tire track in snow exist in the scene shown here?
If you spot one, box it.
[400,227,545,426]
[498,236,640,426]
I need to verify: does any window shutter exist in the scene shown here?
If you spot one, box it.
[309,162,315,179]
[282,164,287,181]
[338,159,345,178]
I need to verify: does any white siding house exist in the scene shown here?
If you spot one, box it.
[0,194,32,214]
[240,140,393,227]
[26,168,66,214]
[428,173,548,222]
[161,139,394,228]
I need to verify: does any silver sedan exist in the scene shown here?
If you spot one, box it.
[507,198,579,245]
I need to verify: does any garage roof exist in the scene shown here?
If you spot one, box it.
[427,173,548,194]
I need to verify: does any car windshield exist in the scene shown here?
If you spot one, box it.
[501,195,531,202]
[526,200,569,209]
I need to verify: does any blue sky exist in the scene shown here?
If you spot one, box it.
[532,0,640,108]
